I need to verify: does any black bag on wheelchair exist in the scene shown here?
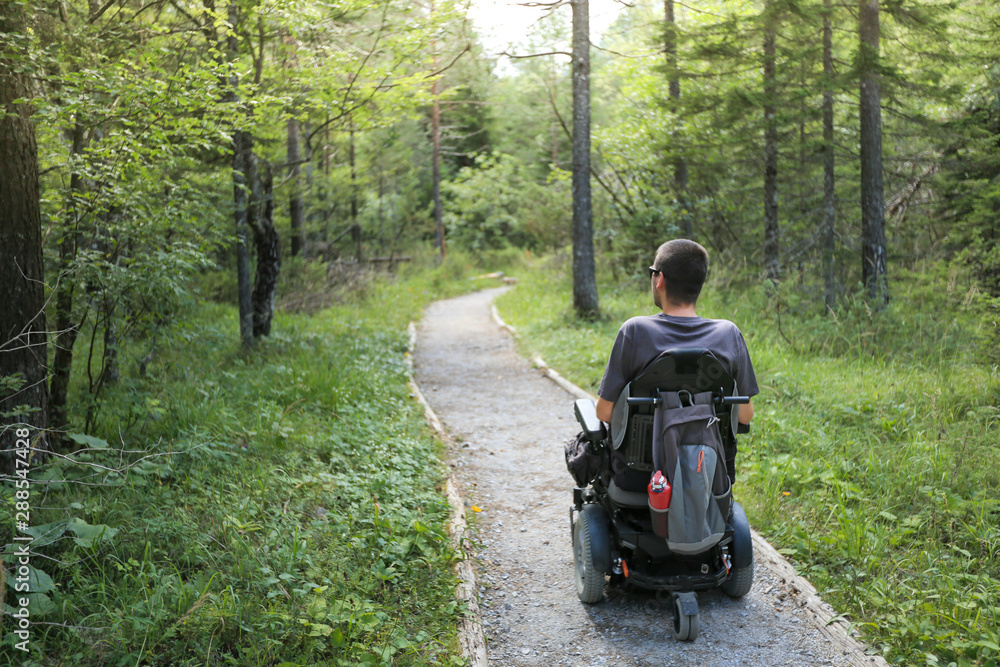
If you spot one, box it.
[565,431,602,487]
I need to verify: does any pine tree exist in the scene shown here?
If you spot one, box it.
[664,0,690,237]
[762,0,780,284]
[572,0,599,318]
[859,0,888,308]
[821,0,837,311]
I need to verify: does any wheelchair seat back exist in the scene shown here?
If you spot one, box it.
[609,348,738,492]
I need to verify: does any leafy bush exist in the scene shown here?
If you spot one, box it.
[442,153,571,252]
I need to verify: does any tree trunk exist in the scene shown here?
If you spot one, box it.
[234,129,255,346]
[283,28,305,258]
[763,5,780,285]
[431,74,445,259]
[228,1,254,346]
[287,116,305,257]
[665,0,691,237]
[859,0,888,308]
[49,241,79,434]
[350,124,363,261]
[0,0,49,473]
[248,155,280,338]
[49,122,87,433]
[822,0,837,312]
[101,298,119,388]
[550,63,560,167]
[94,217,119,393]
[304,118,314,256]
[572,0,599,319]
[430,0,445,260]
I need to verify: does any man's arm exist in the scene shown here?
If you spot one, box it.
[738,400,754,424]
[596,396,614,424]
[596,323,632,425]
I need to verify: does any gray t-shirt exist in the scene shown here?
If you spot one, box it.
[597,314,759,403]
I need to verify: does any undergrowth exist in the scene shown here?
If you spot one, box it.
[0,255,501,666]
[495,256,1000,667]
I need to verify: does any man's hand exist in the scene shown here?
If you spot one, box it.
[596,396,614,424]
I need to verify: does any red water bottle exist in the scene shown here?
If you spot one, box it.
[648,470,671,538]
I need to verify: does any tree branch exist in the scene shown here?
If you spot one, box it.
[590,42,657,59]
[424,44,472,79]
[501,50,572,59]
[539,72,635,218]
[87,0,118,24]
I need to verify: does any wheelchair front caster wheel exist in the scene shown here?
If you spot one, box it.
[673,596,700,641]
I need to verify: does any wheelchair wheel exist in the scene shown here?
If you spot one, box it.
[720,559,754,599]
[673,597,700,641]
[572,505,607,603]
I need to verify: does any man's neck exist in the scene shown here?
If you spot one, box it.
[662,302,698,318]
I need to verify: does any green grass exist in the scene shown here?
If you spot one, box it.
[0,257,496,666]
[495,256,1000,667]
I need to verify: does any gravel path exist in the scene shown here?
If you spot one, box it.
[413,287,874,666]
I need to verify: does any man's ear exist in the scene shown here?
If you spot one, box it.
[654,276,669,305]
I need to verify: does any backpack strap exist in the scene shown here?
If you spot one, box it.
[659,389,715,410]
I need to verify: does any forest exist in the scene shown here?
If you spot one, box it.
[1,0,999,664]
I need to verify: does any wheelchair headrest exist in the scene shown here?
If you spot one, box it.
[632,348,734,395]
[610,348,737,450]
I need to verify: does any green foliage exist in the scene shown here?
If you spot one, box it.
[443,153,571,252]
[1,270,472,665]
[496,257,1000,666]
[932,6,1000,359]
[486,10,572,178]
[936,71,1000,291]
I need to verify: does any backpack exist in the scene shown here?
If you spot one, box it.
[652,389,732,555]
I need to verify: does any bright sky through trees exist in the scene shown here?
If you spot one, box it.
[468,0,625,70]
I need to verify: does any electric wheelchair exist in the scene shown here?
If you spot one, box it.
[570,348,753,641]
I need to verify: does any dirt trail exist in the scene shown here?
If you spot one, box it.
[413,288,881,666]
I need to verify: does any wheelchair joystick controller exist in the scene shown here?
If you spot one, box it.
[648,470,671,538]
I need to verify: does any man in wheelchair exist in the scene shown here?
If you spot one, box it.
[569,239,759,641]
[596,239,757,475]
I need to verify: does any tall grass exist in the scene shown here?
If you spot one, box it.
[0,258,495,666]
[496,256,1000,667]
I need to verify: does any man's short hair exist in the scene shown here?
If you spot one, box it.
[652,239,709,305]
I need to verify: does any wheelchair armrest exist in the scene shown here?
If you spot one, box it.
[737,422,750,435]
[574,398,607,444]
